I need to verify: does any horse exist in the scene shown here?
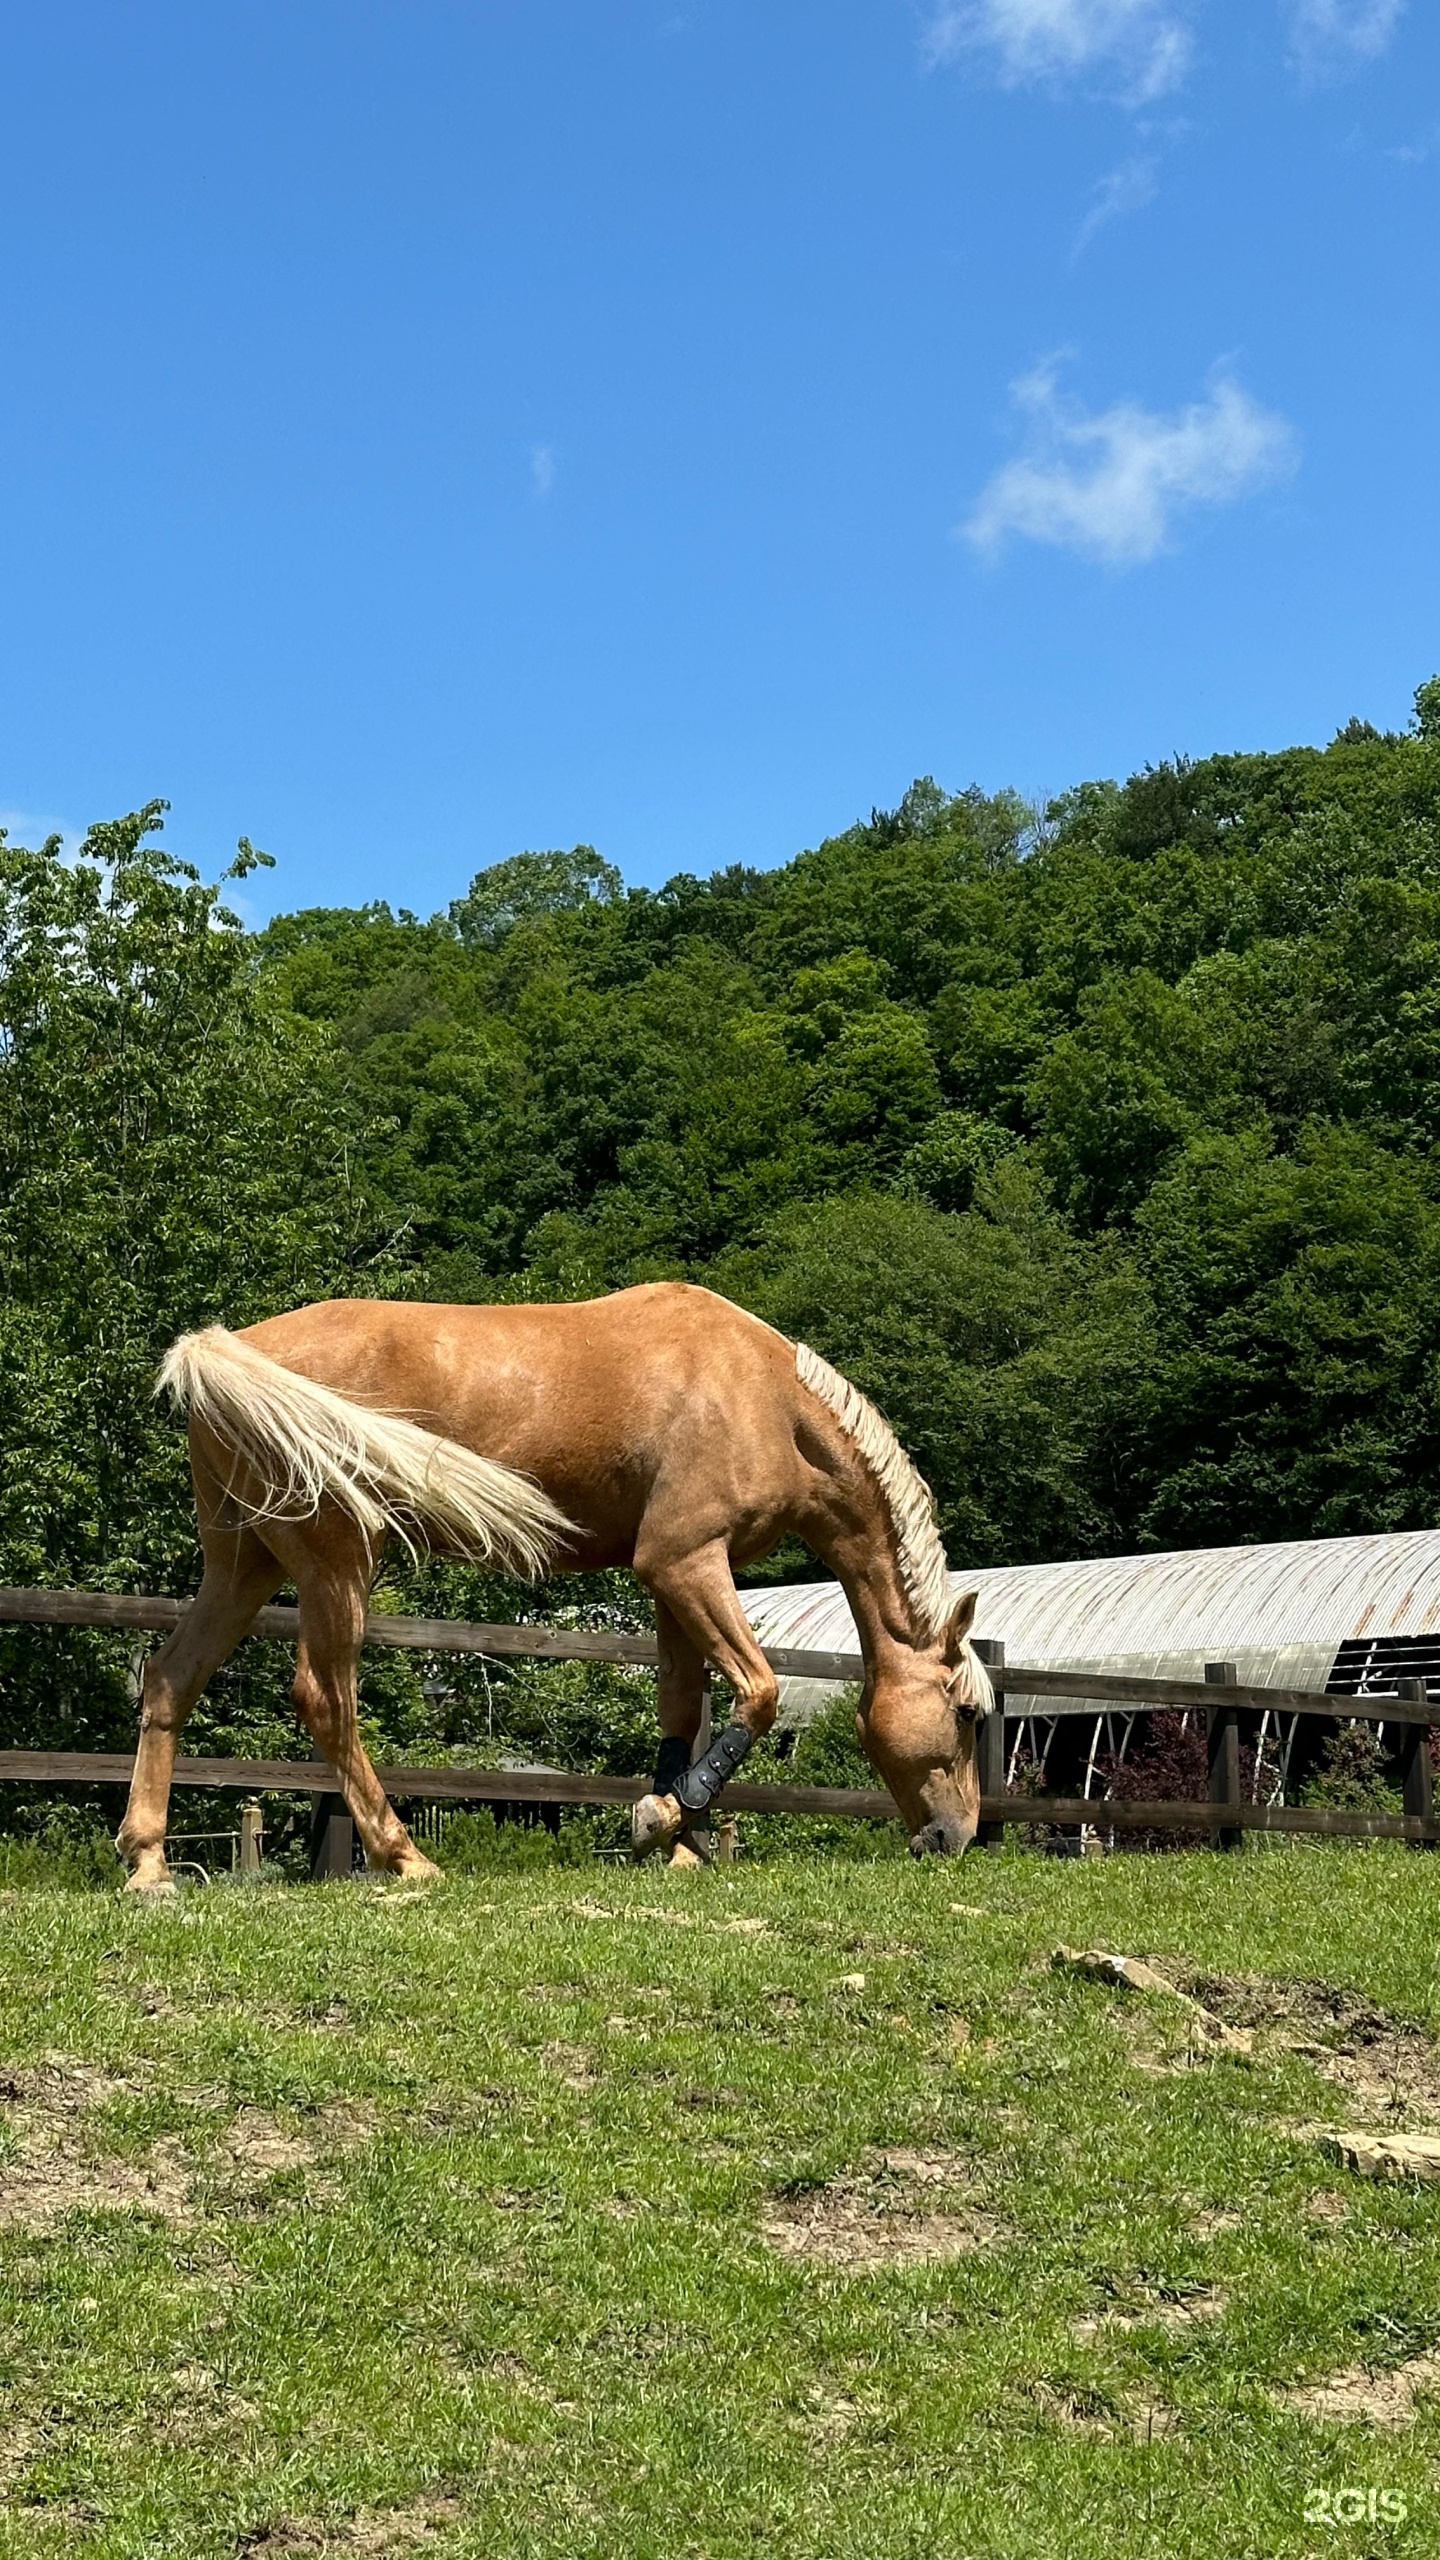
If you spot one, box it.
[116,1282,992,1892]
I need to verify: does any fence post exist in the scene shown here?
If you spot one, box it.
[238,1799,264,1875]
[973,1638,1006,1854]
[309,1794,354,1880]
[1396,1677,1436,1850]
[1206,1661,1242,1852]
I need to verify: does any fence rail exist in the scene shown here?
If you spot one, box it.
[0,1585,1434,1856]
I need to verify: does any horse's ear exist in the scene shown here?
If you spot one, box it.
[945,1589,978,1657]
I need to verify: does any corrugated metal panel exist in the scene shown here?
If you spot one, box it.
[742,1529,1440,1723]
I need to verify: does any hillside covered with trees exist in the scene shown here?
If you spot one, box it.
[4,685,1440,1775]
[258,681,1440,1567]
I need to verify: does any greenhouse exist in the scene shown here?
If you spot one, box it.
[743,1528,1440,1802]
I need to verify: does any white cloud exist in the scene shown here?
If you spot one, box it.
[1285,0,1405,70]
[962,362,1297,566]
[529,442,556,499]
[1071,148,1160,254]
[0,806,84,856]
[924,0,1192,102]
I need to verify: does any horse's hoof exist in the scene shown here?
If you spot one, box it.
[631,1793,684,1861]
[123,1870,178,1900]
[391,1851,444,1885]
[667,1837,709,1871]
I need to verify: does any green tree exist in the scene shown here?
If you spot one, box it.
[1125,1127,1440,1548]
[449,846,621,950]
[712,1170,1148,1568]
[0,809,379,1762]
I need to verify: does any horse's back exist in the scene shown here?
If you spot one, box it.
[240,1283,790,1411]
[236,1285,803,1558]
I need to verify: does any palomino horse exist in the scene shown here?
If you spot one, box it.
[116,1283,991,1891]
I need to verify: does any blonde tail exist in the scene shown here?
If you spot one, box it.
[157,1326,572,1576]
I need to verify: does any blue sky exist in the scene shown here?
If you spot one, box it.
[0,0,1435,916]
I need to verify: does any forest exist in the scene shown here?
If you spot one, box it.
[3,682,1440,1802]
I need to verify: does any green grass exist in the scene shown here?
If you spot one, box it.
[2,1848,1440,2558]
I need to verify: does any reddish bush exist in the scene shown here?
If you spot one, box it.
[1094,1711,1260,1853]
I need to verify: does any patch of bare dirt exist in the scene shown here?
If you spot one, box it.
[235,2498,465,2554]
[1022,2379,1181,2442]
[221,2110,317,2176]
[1184,1975,1440,2128]
[1189,2208,1241,2237]
[543,2041,598,2091]
[797,2393,861,2446]
[1282,2350,1440,2429]
[1073,2282,1226,2340]
[0,2073,376,2233]
[0,2065,194,2231]
[203,2100,376,2217]
[1129,2404,1182,2441]
[1021,2379,1121,2437]
[0,2420,46,2489]
[155,2364,264,2438]
[762,2147,1009,2269]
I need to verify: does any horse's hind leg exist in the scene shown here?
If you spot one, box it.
[117,1525,284,1894]
[285,1543,440,1884]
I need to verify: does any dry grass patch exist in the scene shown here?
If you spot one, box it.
[235,2498,465,2554]
[762,2146,1009,2270]
[0,2064,194,2230]
[1023,2379,1182,2442]
[0,2069,376,2233]
[541,2040,598,2090]
[1073,2281,1226,2340]
[1186,1973,1440,2127]
[1282,2348,1440,2429]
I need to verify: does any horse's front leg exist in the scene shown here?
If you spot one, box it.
[631,1540,779,1860]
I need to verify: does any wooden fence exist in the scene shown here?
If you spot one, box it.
[0,1588,1434,1868]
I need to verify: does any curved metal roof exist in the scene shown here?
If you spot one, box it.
[742,1528,1440,1722]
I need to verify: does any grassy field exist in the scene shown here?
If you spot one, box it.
[2,1847,1440,2559]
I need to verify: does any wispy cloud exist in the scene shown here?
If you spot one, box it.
[529,442,556,499]
[1285,0,1405,73]
[962,361,1297,566]
[1071,148,1160,254]
[0,805,85,856]
[924,0,1192,103]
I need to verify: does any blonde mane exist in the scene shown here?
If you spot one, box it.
[795,1343,955,1641]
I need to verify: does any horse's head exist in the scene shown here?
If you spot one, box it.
[857,1589,993,1857]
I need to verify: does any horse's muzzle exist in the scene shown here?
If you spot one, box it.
[908,1814,973,1858]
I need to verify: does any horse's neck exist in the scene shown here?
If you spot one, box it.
[814,1520,927,1677]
